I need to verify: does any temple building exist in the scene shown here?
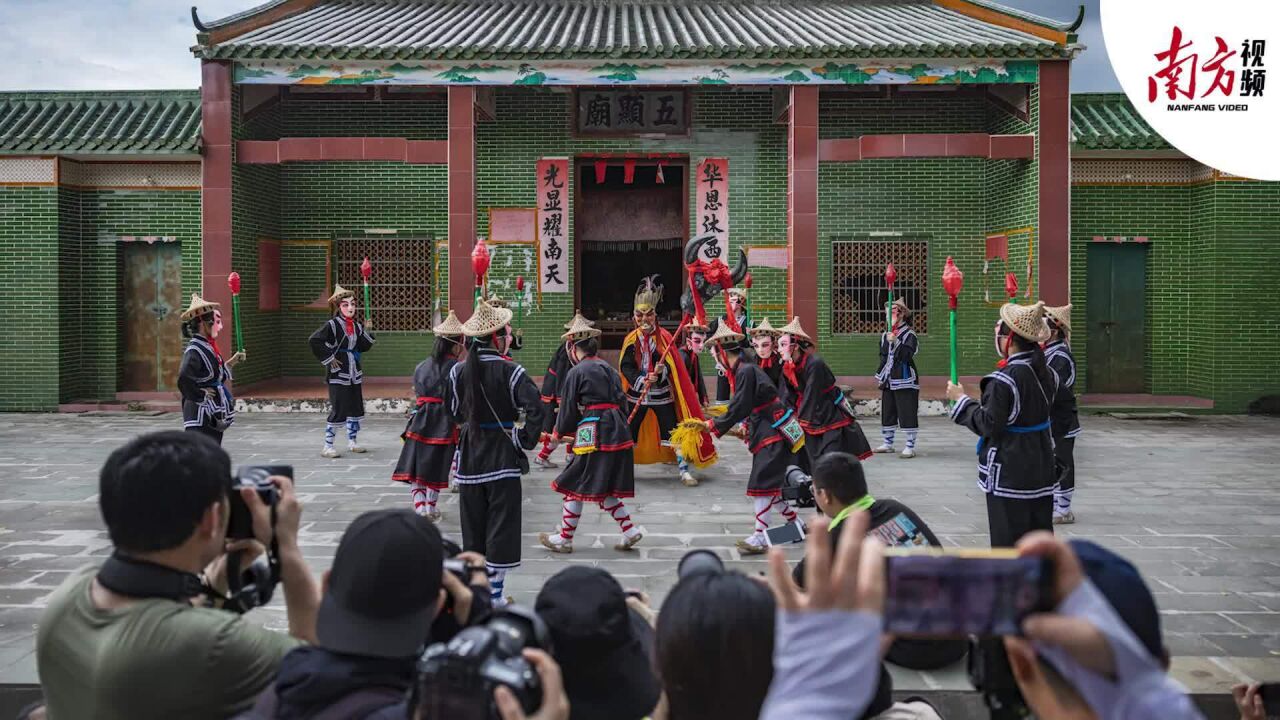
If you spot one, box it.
[1,0,1276,413]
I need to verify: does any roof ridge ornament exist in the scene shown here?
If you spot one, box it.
[191,6,209,32]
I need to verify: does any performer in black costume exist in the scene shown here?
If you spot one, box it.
[946,301,1057,547]
[777,316,873,462]
[445,299,544,606]
[709,288,749,401]
[177,294,244,445]
[532,313,590,470]
[700,323,804,555]
[392,310,465,522]
[539,313,644,554]
[1044,303,1081,525]
[308,285,376,458]
[874,298,921,458]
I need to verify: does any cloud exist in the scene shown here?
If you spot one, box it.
[0,0,251,90]
[0,0,1123,93]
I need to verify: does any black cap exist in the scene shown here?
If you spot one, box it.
[317,509,445,658]
[1069,540,1165,663]
[535,567,660,720]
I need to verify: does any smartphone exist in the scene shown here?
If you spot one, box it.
[1259,683,1280,718]
[764,521,806,546]
[883,548,1053,637]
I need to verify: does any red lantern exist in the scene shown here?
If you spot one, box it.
[942,257,964,310]
[885,263,897,288]
[516,275,525,292]
[1004,272,1018,300]
[227,272,241,296]
[744,272,753,290]
[471,239,491,286]
[360,257,372,282]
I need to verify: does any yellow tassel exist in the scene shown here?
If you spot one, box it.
[704,403,729,417]
[669,419,718,469]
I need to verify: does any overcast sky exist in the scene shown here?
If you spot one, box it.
[0,0,1120,92]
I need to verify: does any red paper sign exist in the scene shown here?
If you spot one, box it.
[695,158,729,262]
[537,158,570,294]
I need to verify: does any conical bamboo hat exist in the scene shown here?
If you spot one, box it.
[1000,301,1052,343]
[564,310,597,331]
[891,297,912,319]
[1044,304,1072,334]
[432,309,465,337]
[328,284,355,305]
[561,312,602,341]
[778,316,813,344]
[707,322,745,347]
[462,299,513,338]
[180,293,220,322]
[748,317,779,337]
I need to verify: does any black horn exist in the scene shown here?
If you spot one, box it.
[684,235,711,266]
[729,248,748,285]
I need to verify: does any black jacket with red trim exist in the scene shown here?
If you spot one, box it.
[554,357,634,452]
[788,352,853,436]
[403,356,458,444]
[713,361,789,453]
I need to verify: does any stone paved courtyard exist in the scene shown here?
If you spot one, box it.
[1,411,1279,697]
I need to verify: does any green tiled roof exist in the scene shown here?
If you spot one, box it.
[193,0,1072,61]
[0,91,201,156]
[1071,93,1171,151]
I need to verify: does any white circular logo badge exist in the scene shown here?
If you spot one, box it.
[1101,0,1280,180]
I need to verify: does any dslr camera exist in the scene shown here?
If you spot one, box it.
[223,465,287,613]
[780,465,816,508]
[416,604,552,720]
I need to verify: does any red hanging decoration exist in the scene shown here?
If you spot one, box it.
[1004,272,1018,300]
[360,257,372,283]
[594,160,607,184]
[471,238,491,287]
[942,257,964,310]
[623,159,636,184]
[227,272,241,296]
[884,263,897,288]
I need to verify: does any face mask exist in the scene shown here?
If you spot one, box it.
[340,300,356,318]
[688,334,706,351]
[778,335,794,359]
[210,310,223,338]
[753,337,774,358]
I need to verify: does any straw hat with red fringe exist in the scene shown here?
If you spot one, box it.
[999,301,1052,344]
[180,293,220,322]
[432,310,465,337]
[778,316,814,345]
[462,299,513,338]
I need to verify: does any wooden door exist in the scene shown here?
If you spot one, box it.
[1086,243,1146,393]
[120,242,183,392]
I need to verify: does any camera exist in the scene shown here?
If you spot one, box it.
[228,465,286,540]
[416,604,552,720]
[780,465,816,508]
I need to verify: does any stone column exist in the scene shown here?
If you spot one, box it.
[1038,60,1072,304]
[200,60,233,355]
[787,86,819,335]
[448,87,476,317]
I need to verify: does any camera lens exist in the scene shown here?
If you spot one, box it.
[676,549,724,579]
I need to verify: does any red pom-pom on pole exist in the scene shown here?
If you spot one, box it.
[943,257,964,310]
[516,275,525,292]
[1004,272,1018,301]
[227,272,241,296]
[885,263,897,288]
[360,257,372,282]
[471,238,491,286]
[744,272,753,290]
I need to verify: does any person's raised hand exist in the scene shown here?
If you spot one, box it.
[1016,532,1115,678]
[766,511,885,615]
[945,382,966,402]
[494,649,570,720]
[242,474,302,550]
[1232,683,1266,720]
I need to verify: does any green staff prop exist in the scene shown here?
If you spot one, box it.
[515,276,525,330]
[743,272,753,329]
[360,257,373,322]
[227,272,243,353]
[884,263,897,331]
[942,257,964,385]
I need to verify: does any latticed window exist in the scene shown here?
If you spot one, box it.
[335,236,433,332]
[831,237,929,335]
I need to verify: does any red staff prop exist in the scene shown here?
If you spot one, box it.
[471,238,491,306]
[1004,272,1018,305]
[515,275,525,330]
[885,263,897,330]
[360,257,373,323]
[227,272,243,353]
[942,258,964,385]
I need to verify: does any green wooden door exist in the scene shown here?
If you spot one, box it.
[121,242,183,392]
[1086,243,1147,393]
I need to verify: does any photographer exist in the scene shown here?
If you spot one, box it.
[240,509,489,719]
[36,431,319,720]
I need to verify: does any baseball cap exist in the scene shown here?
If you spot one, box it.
[1069,539,1166,663]
[317,509,445,658]
[535,566,660,720]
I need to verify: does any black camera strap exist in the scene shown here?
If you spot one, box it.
[96,552,210,602]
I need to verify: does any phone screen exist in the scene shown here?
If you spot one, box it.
[883,549,1052,637]
[764,522,806,546]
